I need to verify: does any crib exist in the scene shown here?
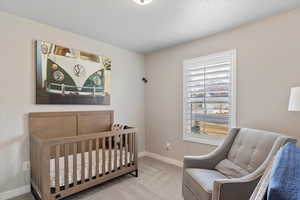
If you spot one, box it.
[29,111,138,200]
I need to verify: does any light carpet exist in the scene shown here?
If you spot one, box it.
[9,157,183,200]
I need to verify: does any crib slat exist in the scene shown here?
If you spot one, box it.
[128,133,132,166]
[81,141,85,183]
[55,145,60,192]
[31,139,36,189]
[134,132,138,166]
[125,133,128,167]
[39,143,43,192]
[64,143,69,189]
[102,138,106,175]
[31,139,35,188]
[131,133,134,165]
[120,134,123,169]
[88,140,93,180]
[129,134,132,165]
[132,133,135,165]
[114,135,117,171]
[108,136,112,173]
[73,143,77,186]
[36,141,40,191]
[95,138,99,177]
[38,142,42,194]
[36,142,39,191]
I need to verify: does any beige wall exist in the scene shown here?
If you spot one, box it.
[145,8,300,162]
[2,6,300,196]
[0,12,145,193]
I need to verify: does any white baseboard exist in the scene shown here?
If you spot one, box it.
[138,151,148,158]
[140,151,183,168]
[0,185,30,200]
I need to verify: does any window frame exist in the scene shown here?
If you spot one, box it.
[182,49,237,146]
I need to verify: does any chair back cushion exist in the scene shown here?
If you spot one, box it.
[215,128,279,178]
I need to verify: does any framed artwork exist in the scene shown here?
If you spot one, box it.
[35,40,111,105]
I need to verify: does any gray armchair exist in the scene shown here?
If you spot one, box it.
[182,128,296,200]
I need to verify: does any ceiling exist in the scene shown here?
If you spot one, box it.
[0,0,299,54]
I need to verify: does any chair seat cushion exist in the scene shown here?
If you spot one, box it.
[183,168,228,200]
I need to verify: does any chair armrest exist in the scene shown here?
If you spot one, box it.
[184,154,220,169]
[183,128,240,169]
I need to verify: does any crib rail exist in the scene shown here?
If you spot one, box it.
[30,128,138,200]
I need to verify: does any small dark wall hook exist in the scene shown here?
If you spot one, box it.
[142,77,148,83]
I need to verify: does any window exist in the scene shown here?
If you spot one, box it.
[183,50,236,145]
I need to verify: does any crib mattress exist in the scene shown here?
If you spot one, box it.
[50,149,131,187]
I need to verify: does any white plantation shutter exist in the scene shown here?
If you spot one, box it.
[183,50,236,142]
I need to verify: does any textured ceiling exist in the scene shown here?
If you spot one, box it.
[0,0,299,53]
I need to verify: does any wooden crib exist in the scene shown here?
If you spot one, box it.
[29,111,138,200]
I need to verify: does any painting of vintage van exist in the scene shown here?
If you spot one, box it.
[35,40,111,105]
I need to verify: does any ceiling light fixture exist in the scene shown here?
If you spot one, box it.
[133,0,152,5]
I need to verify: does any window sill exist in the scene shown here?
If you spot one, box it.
[183,136,223,146]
